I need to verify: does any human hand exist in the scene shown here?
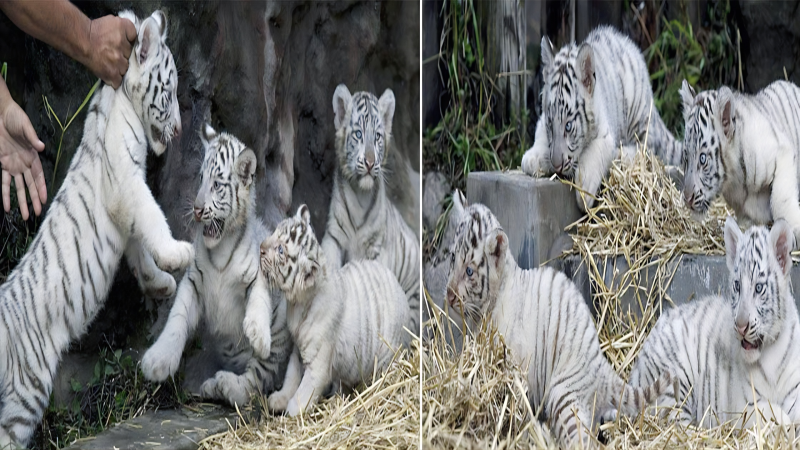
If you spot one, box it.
[84,15,137,89]
[0,100,46,220]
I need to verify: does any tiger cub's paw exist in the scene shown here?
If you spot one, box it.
[154,241,195,272]
[200,371,250,407]
[141,340,181,382]
[268,390,291,413]
[243,315,271,360]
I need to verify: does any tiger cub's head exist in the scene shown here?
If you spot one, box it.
[193,124,257,249]
[679,80,733,214]
[332,84,395,192]
[119,10,181,156]
[445,190,510,320]
[260,205,326,302]
[538,36,600,177]
[724,217,794,364]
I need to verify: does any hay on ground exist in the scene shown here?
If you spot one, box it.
[198,342,420,450]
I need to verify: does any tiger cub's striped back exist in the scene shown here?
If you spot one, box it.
[321,84,420,335]
[630,217,800,428]
[0,10,191,447]
[141,124,290,407]
[445,190,671,448]
[262,205,410,416]
[522,26,681,210]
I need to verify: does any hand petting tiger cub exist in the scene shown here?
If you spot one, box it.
[521,26,682,210]
[446,190,671,448]
[321,84,420,335]
[680,80,800,246]
[0,10,191,447]
[261,205,410,417]
[141,124,290,408]
[630,217,800,429]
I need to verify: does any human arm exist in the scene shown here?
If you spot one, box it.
[0,0,136,88]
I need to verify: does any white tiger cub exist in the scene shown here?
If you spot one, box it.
[680,80,800,245]
[446,190,671,448]
[0,10,191,447]
[321,84,420,335]
[141,124,290,407]
[261,205,409,417]
[630,217,800,429]
[521,26,682,211]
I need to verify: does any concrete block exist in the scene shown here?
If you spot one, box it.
[561,254,800,316]
[63,404,237,450]
[466,171,581,270]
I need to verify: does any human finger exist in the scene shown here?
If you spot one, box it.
[122,17,138,45]
[31,155,47,204]
[2,170,11,213]
[23,168,41,217]
[14,173,28,220]
[21,115,44,152]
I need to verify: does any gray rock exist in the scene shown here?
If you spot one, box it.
[422,171,450,233]
[738,1,800,93]
[62,404,236,450]
[466,171,581,270]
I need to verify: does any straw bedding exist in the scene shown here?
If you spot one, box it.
[198,343,420,449]
[421,149,798,449]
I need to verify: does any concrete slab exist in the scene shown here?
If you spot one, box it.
[561,254,800,316]
[466,171,581,270]
[63,404,237,450]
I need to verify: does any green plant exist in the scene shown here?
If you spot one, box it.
[33,347,188,449]
[423,0,528,192]
[645,1,738,137]
[43,78,100,193]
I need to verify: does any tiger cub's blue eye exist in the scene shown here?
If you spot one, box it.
[699,153,707,165]
[466,267,473,277]
[278,245,284,255]
[355,130,362,139]
[734,280,740,292]
[755,283,763,294]
[565,121,572,132]
[213,181,221,190]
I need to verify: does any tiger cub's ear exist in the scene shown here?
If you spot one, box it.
[236,148,257,188]
[200,123,217,148]
[451,189,467,217]
[770,220,794,277]
[724,216,742,273]
[137,12,164,65]
[295,204,311,226]
[540,36,554,69]
[679,80,696,121]
[378,89,395,139]
[716,87,735,140]
[576,43,595,96]
[332,84,352,131]
[484,228,508,270]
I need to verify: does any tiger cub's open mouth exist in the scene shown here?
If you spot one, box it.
[203,218,225,240]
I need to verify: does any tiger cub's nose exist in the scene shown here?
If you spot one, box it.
[193,207,203,222]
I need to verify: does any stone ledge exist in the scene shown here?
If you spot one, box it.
[63,404,237,450]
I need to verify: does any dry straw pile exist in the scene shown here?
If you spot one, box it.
[198,342,420,449]
[421,148,798,448]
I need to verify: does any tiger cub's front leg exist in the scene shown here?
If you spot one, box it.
[128,176,194,272]
[141,270,202,382]
[124,239,176,298]
[287,343,334,417]
[574,135,615,211]
[243,272,273,360]
[268,347,303,413]
[521,116,554,177]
